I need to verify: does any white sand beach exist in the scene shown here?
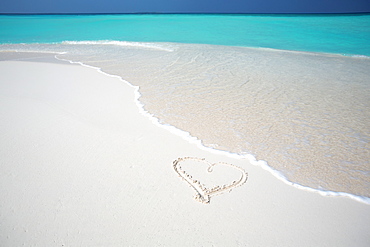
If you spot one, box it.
[0,52,369,246]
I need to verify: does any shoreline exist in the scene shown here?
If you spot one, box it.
[2,40,370,58]
[62,57,370,205]
[55,52,370,205]
[3,49,370,204]
[0,52,369,246]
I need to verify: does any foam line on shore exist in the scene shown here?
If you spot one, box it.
[2,48,367,204]
[61,40,176,52]
[61,39,370,58]
[53,53,370,205]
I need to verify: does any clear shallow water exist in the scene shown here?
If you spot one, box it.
[0,14,369,201]
[1,14,370,55]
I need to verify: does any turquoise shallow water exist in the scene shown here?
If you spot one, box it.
[0,14,369,202]
[0,14,370,56]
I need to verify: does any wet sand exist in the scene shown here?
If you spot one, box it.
[0,53,369,246]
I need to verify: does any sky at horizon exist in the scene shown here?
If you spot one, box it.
[1,0,370,14]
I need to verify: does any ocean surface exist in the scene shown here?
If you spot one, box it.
[0,14,369,202]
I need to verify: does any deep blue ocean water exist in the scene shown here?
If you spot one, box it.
[0,14,370,56]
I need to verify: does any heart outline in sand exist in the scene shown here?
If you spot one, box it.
[173,157,248,204]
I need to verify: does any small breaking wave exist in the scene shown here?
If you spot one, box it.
[53,54,370,205]
[1,42,369,205]
[348,54,370,59]
[61,40,176,52]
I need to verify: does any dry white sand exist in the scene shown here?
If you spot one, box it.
[0,53,369,246]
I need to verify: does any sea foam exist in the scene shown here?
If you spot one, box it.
[62,40,176,52]
[1,41,370,205]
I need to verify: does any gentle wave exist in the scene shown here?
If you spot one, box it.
[1,42,369,205]
[3,40,370,59]
[53,51,370,205]
[62,40,370,59]
[349,54,370,59]
[61,40,176,52]
[248,46,370,59]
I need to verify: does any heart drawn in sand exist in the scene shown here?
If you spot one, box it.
[173,157,248,204]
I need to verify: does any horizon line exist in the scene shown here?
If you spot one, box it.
[1,12,370,15]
